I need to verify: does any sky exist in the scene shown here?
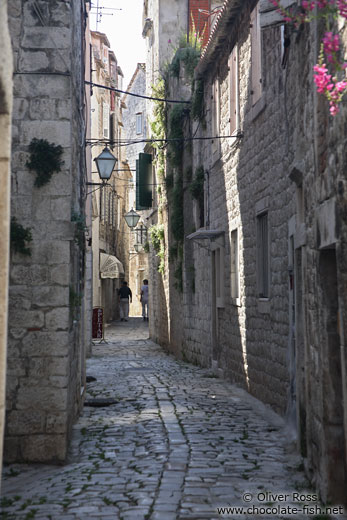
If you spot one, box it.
[89,0,146,88]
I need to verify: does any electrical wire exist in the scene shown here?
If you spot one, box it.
[86,131,243,147]
[85,80,191,104]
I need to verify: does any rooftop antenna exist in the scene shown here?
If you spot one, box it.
[91,0,122,31]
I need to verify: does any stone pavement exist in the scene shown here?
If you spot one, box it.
[1,317,345,520]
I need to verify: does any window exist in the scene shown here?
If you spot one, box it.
[211,76,220,155]
[136,224,148,245]
[250,3,262,105]
[229,45,239,135]
[117,198,121,230]
[257,212,269,298]
[230,228,240,300]
[212,244,225,308]
[136,113,143,134]
[103,102,110,138]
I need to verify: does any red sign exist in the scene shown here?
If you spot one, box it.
[92,307,104,339]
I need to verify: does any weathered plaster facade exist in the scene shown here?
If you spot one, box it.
[0,0,13,481]
[90,32,131,323]
[123,64,150,316]
[145,0,347,504]
[6,0,89,463]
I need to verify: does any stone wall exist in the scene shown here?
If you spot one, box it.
[148,0,347,503]
[6,0,87,462]
[179,2,295,416]
[187,1,347,504]
[123,64,146,179]
[283,17,347,505]
[0,0,13,481]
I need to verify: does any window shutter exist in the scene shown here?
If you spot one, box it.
[251,4,262,105]
[229,45,238,135]
[260,0,297,28]
[136,153,152,210]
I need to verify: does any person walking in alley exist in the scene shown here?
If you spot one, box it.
[118,281,132,322]
[140,279,149,321]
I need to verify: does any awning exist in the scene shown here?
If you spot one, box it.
[100,253,124,279]
[186,229,225,251]
[186,229,224,241]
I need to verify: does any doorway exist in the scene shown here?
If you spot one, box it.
[319,247,346,502]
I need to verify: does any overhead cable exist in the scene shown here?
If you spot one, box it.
[85,80,191,104]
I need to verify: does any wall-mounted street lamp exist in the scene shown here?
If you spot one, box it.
[124,208,140,229]
[87,147,118,186]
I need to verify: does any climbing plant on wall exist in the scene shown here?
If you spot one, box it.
[26,138,64,187]
[10,217,33,256]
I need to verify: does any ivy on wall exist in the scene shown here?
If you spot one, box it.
[71,211,87,249]
[148,224,165,274]
[26,138,64,188]
[10,217,33,256]
[192,78,205,125]
[148,41,205,291]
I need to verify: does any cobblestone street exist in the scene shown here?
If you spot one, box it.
[0,318,344,520]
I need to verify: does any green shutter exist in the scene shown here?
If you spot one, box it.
[136,153,152,210]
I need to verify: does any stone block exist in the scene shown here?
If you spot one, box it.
[14,74,70,99]
[32,195,51,220]
[9,285,32,310]
[46,171,72,196]
[11,170,34,203]
[6,357,26,377]
[10,309,44,329]
[16,385,67,411]
[46,413,68,434]
[51,53,70,74]
[22,331,70,357]
[50,197,71,221]
[20,120,71,148]
[22,27,71,50]
[10,195,32,220]
[29,356,68,378]
[22,1,50,26]
[45,307,70,330]
[3,436,21,463]
[32,285,69,307]
[12,99,29,120]
[50,264,70,285]
[10,265,31,285]
[45,221,75,241]
[5,377,19,410]
[8,16,21,44]
[8,0,21,17]
[28,98,70,121]
[20,434,67,462]
[48,375,69,388]
[6,410,45,435]
[29,265,49,285]
[31,241,70,265]
[56,99,72,120]
[8,328,27,341]
[18,50,50,72]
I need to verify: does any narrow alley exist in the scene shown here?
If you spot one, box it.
[1,318,340,520]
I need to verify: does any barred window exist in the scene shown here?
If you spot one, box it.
[257,212,269,298]
[230,228,239,300]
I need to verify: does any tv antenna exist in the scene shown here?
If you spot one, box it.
[91,0,122,31]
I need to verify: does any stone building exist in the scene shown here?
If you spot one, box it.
[0,0,13,479]
[90,31,131,323]
[122,63,150,316]
[144,0,347,504]
[5,0,90,463]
